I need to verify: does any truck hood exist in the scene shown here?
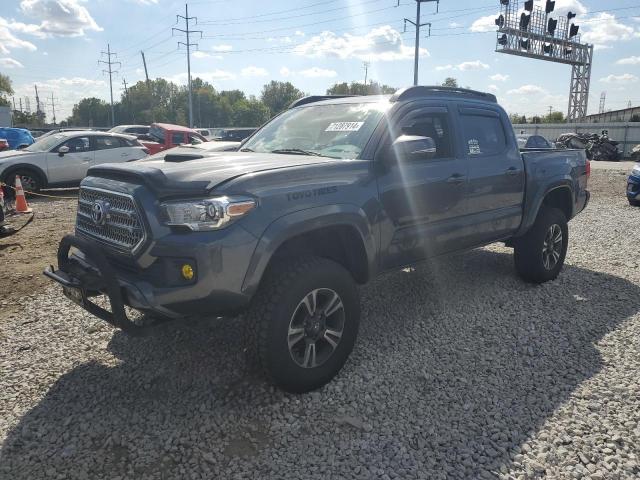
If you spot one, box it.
[87,151,340,198]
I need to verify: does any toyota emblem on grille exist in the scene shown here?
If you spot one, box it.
[91,200,110,226]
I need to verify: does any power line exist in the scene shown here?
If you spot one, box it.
[98,44,121,127]
[173,4,202,128]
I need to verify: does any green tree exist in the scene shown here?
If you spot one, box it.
[0,73,13,107]
[260,81,304,116]
[326,81,396,95]
[232,97,270,127]
[68,97,112,127]
[542,111,565,124]
[441,77,459,88]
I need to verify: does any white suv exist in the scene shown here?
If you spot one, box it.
[0,131,148,192]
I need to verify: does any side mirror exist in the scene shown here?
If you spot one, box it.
[389,135,437,161]
[58,145,70,156]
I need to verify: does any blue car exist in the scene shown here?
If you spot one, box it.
[0,127,35,150]
[627,163,640,206]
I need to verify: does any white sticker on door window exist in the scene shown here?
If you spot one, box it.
[325,122,364,132]
[468,139,481,155]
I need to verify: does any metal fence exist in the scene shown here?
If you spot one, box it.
[512,123,640,158]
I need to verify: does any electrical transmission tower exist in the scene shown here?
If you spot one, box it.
[47,92,58,125]
[99,44,121,127]
[495,0,593,123]
[402,0,438,86]
[173,4,202,128]
[599,92,606,114]
[363,61,370,86]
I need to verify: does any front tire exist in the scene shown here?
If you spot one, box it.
[629,198,640,207]
[514,207,568,284]
[246,256,360,393]
[4,169,43,193]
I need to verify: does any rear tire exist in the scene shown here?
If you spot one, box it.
[514,207,568,284]
[246,256,360,393]
[629,199,640,207]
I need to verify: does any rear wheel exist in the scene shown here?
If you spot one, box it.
[246,256,360,393]
[629,198,640,207]
[514,207,568,283]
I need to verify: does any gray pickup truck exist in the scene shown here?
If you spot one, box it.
[45,86,589,392]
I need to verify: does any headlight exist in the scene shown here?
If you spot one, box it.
[161,196,256,231]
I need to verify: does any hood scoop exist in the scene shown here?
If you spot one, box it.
[164,153,204,162]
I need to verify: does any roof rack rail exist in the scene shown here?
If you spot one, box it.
[289,95,360,108]
[390,86,497,103]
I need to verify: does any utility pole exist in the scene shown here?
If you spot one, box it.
[599,92,606,114]
[99,44,121,127]
[19,98,23,113]
[548,106,553,116]
[173,3,202,128]
[141,51,155,122]
[11,97,15,110]
[403,0,438,86]
[363,61,370,86]
[34,84,45,124]
[122,77,134,122]
[49,92,57,125]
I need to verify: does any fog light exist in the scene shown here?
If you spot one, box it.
[181,264,194,280]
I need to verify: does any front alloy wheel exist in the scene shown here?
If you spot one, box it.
[542,224,563,270]
[288,288,345,369]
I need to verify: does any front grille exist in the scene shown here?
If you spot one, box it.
[76,187,146,253]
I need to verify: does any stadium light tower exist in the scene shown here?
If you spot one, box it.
[494,0,594,122]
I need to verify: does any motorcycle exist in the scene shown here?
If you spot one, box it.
[556,131,621,161]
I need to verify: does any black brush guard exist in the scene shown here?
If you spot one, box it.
[44,234,167,336]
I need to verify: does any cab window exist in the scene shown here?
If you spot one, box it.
[58,136,91,152]
[95,136,123,150]
[460,114,506,156]
[398,112,453,159]
[172,132,185,145]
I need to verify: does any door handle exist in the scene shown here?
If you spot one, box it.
[446,174,466,184]
[505,167,521,176]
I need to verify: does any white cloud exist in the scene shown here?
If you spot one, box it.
[299,67,337,78]
[18,0,102,37]
[133,0,159,4]
[435,61,489,72]
[507,84,548,95]
[449,22,462,28]
[294,30,305,37]
[193,51,210,59]
[600,73,638,84]
[294,25,428,61]
[0,18,37,54]
[581,13,638,47]
[169,70,236,84]
[470,15,497,33]
[280,67,292,77]
[490,74,509,82]
[617,56,640,65]
[135,68,144,75]
[0,58,24,68]
[212,44,233,52]
[487,84,499,92]
[241,66,268,77]
[536,0,587,15]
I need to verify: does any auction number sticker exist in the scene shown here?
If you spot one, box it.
[325,122,364,132]
[468,139,481,155]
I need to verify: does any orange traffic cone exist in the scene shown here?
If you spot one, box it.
[14,175,32,214]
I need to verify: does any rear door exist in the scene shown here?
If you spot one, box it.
[456,104,524,244]
[377,103,470,268]
[92,135,135,166]
[45,135,94,184]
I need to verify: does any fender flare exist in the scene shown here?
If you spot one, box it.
[517,180,574,236]
[241,204,377,296]
[1,163,48,188]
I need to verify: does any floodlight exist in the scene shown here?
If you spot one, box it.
[500,0,510,5]
[545,1,555,14]
[547,18,558,35]
[567,11,576,20]
[495,15,505,27]
[543,44,553,54]
[569,24,579,38]
[524,0,534,11]
[520,12,531,30]
[520,39,531,50]
[498,34,508,45]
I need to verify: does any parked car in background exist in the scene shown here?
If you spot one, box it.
[139,123,208,155]
[516,134,554,149]
[0,127,35,150]
[0,131,148,192]
[627,163,640,206]
[140,138,240,162]
[0,139,8,152]
[211,127,256,142]
[195,128,213,140]
[109,125,150,136]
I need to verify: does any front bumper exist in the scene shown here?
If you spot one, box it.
[627,174,640,201]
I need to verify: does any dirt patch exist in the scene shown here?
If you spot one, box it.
[0,194,76,317]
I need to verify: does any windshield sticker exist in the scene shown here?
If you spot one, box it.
[468,139,481,155]
[325,122,364,132]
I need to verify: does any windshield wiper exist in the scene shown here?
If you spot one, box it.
[239,147,254,152]
[270,148,324,157]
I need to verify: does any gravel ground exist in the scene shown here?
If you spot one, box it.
[1,171,639,479]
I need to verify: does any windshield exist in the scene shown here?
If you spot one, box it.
[242,102,389,159]
[149,125,166,143]
[25,134,67,152]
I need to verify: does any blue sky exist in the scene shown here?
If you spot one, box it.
[1,0,640,121]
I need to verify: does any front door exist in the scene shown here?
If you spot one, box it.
[45,136,94,185]
[377,105,469,269]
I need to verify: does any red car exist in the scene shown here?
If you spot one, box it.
[140,123,207,155]
[0,139,9,152]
